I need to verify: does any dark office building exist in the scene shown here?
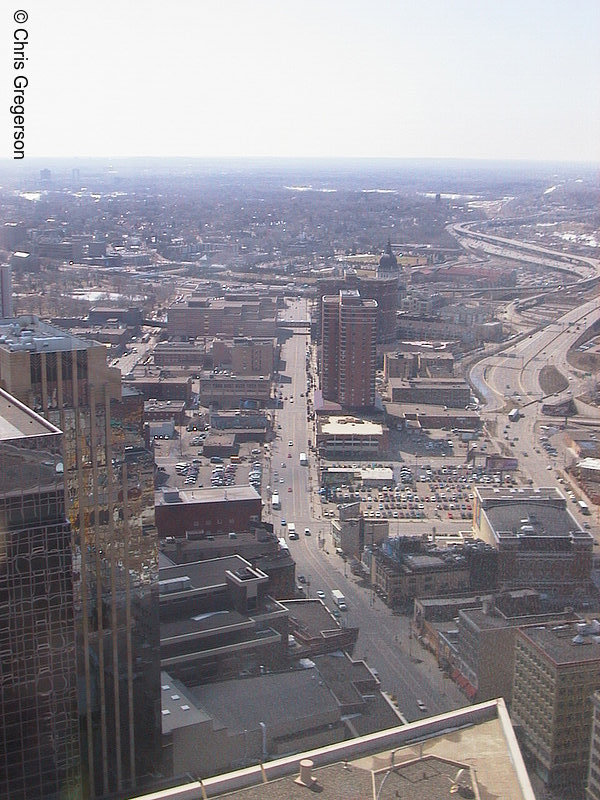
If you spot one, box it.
[0,317,160,799]
[0,389,80,800]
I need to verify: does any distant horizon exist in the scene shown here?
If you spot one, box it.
[2,155,600,164]
[1,155,599,177]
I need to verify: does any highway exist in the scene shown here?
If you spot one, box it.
[471,297,600,413]
[270,298,468,721]
[470,291,600,539]
[449,220,600,281]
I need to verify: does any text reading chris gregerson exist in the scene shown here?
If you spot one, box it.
[12,10,29,159]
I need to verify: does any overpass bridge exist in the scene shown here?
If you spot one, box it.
[277,319,311,331]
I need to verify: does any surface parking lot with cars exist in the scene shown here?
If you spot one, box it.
[315,423,522,524]
[161,432,266,495]
[319,462,517,523]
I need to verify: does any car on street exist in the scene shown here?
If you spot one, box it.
[304,528,311,536]
[316,590,325,599]
[417,699,427,712]
[288,440,293,446]
[298,575,306,583]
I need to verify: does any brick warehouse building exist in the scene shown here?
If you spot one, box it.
[155,486,262,539]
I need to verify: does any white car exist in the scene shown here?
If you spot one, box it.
[316,590,325,599]
[288,440,293,447]
[417,699,427,712]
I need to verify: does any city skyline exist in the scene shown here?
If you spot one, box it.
[2,0,599,162]
[2,68,600,795]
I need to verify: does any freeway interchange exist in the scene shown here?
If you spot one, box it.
[274,226,600,722]
[470,296,600,499]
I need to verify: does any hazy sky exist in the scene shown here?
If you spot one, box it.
[3,0,600,161]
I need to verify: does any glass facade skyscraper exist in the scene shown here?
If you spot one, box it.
[0,388,80,799]
[0,318,160,799]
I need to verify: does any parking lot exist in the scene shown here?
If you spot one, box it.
[156,428,267,496]
[309,411,532,527]
[318,461,518,524]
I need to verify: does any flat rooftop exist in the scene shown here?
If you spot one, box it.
[578,457,600,471]
[0,388,60,440]
[157,485,261,506]
[191,669,338,736]
[321,418,383,436]
[199,373,270,382]
[154,342,205,349]
[462,608,578,633]
[476,487,592,540]
[160,672,212,734]
[521,622,600,666]
[360,468,394,480]
[145,400,187,411]
[129,699,535,800]
[160,529,277,556]
[0,316,97,352]
[404,554,448,571]
[285,599,344,638]
[159,555,259,592]
[311,653,402,736]
[477,486,561,503]
[160,607,258,640]
[386,402,479,419]
[388,377,468,386]
[125,375,190,384]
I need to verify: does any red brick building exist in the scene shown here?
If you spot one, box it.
[155,486,262,538]
[321,289,377,409]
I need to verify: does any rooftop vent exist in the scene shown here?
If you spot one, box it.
[572,634,591,645]
[159,576,191,595]
[520,525,535,535]
[295,759,316,788]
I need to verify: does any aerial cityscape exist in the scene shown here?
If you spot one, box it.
[0,154,599,800]
[2,2,600,800]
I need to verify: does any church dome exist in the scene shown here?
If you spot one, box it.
[378,239,398,270]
